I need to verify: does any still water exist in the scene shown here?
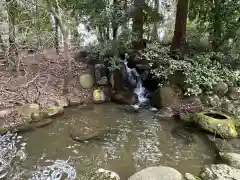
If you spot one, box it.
[9,103,216,179]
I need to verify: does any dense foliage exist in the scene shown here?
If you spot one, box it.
[0,0,239,96]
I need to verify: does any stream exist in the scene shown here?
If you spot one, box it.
[0,103,218,179]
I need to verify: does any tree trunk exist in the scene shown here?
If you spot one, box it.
[170,0,189,56]
[47,0,70,93]
[212,0,222,51]
[112,0,118,39]
[151,0,159,41]
[54,5,59,54]
[132,0,144,41]
[35,0,42,50]
[6,0,18,70]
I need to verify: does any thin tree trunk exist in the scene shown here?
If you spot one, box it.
[170,0,189,55]
[6,0,18,71]
[132,0,144,41]
[151,0,159,41]
[35,0,42,50]
[54,5,59,54]
[212,0,222,51]
[47,0,71,92]
[112,0,118,39]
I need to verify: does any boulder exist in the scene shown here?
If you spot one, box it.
[42,106,64,118]
[0,108,12,118]
[128,166,183,180]
[228,87,240,100]
[94,64,108,85]
[151,86,179,109]
[112,91,138,105]
[156,107,174,119]
[201,95,221,107]
[17,103,40,118]
[221,100,235,115]
[93,88,105,103]
[70,126,118,142]
[55,96,69,108]
[194,112,237,138]
[179,113,195,123]
[214,82,228,96]
[199,164,240,180]
[79,74,94,89]
[219,152,240,169]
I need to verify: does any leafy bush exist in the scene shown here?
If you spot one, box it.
[142,42,239,96]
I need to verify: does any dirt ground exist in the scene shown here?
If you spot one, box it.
[0,48,93,127]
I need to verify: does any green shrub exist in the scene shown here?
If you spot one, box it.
[142,42,239,96]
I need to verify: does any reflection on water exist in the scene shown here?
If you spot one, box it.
[1,103,216,179]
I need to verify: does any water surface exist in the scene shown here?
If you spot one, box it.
[20,103,216,179]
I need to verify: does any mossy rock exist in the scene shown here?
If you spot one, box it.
[79,74,94,89]
[93,88,105,103]
[179,113,195,123]
[42,106,64,118]
[17,103,40,118]
[194,111,237,138]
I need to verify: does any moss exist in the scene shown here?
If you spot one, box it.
[194,111,238,138]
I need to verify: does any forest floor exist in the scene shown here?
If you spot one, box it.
[0,48,93,127]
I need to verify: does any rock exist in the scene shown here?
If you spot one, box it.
[233,107,240,125]
[79,74,94,89]
[201,95,221,107]
[179,113,195,123]
[70,126,118,142]
[128,166,183,180]
[56,96,69,108]
[17,103,40,118]
[101,84,113,101]
[184,173,196,180]
[93,88,105,103]
[219,152,240,169]
[214,82,228,96]
[97,77,108,85]
[124,105,140,113]
[110,69,125,90]
[221,100,235,115]
[156,107,174,119]
[194,111,237,138]
[94,64,108,85]
[112,91,138,105]
[0,108,12,118]
[199,164,240,180]
[228,87,240,100]
[42,106,64,117]
[151,86,177,109]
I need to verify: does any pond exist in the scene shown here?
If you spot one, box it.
[2,103,217,179]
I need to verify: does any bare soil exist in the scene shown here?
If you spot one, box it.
[0,48,93,127]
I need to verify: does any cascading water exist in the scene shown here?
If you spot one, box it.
[123,59,149,108]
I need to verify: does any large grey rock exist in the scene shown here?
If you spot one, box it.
[151,86,180,109]
[214,82,228,96]
[128,166,183,180]
[219,152,240,169]
[199,164,240,180]
[202,95,221,107]
[228,87,240,100]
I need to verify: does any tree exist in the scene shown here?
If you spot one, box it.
[170,0,189,55]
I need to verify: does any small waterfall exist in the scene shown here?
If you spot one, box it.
[123,60,148,108]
